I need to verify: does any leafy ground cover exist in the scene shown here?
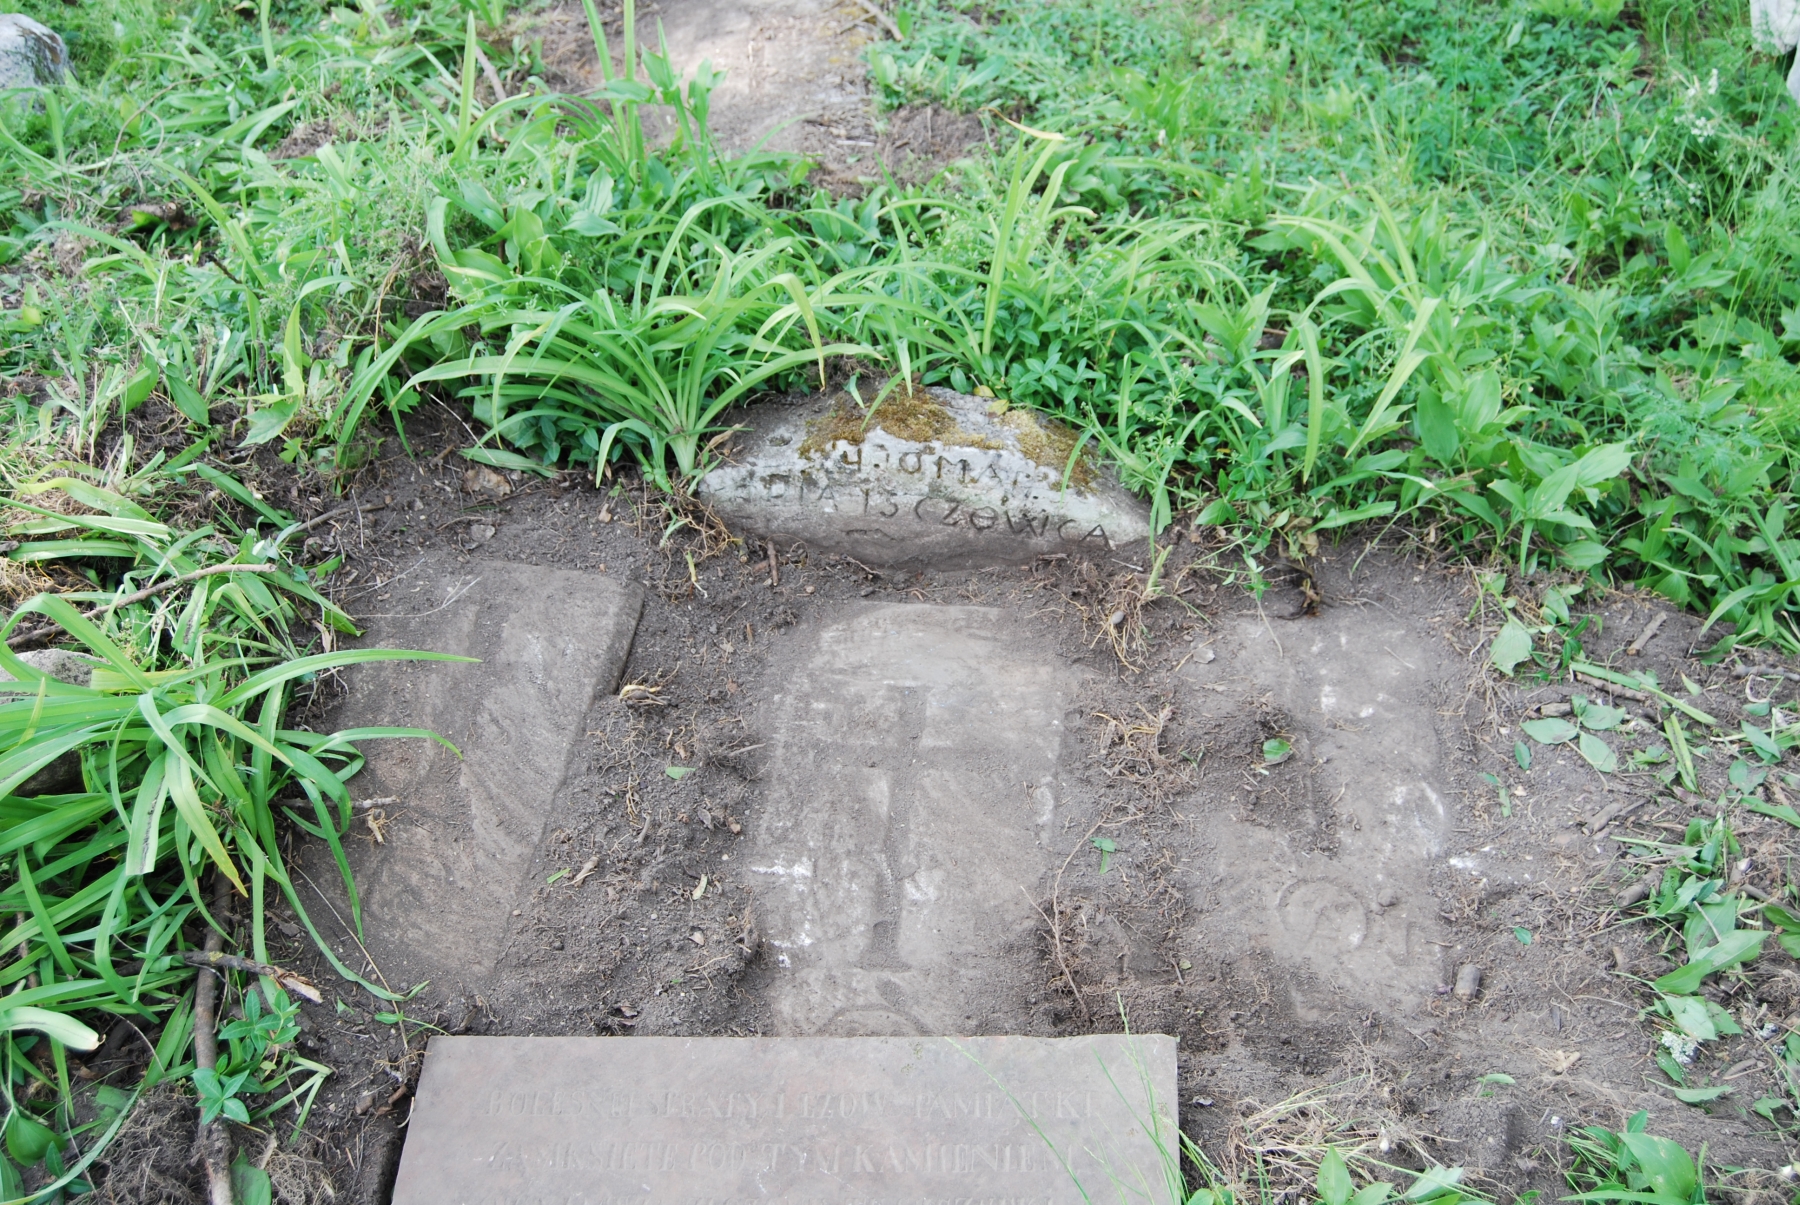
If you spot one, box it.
[2,0,1800,1197]
[8,0,1800,646]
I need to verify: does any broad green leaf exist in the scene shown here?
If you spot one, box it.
[1577,703,1627,731]
[1662,993,1715,1041]
[1618,1132,1697,1204]
[1402,1165,1464,1202]
[1521,718,1577,744]
[1652,929,1768,995]
[1318,1148,1352,1205]
[461,447,557,476]
[1669,1084,1730,1104]
[1744,799,1800,828]
[1578,732,1617,773]
[3,1110,55,1165]
[233,1154,274,1205]
[1490,620,1533,676]
[0,1005,100,1050]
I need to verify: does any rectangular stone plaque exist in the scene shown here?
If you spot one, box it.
[320,555,642,992]
[393,1034,1178,1204]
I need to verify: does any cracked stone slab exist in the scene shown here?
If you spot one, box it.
[321,556,642,992]
[749,603,1074,1035]
[393,1033,1176,1203]
[697,387,1152,568]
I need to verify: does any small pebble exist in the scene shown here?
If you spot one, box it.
[1454,963,1483,1001]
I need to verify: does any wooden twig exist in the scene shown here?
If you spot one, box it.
[1626,612,1666,656]
[1574,671,1652,703]
[181,950,323,1004]
[1023,887,1087,1020]
[766,542,780,588]
[99,564,279,613]
[1584,796,1650,837]
[6,564,280,649]
[1616,868,1662,910]
[473,45,507,103]
[193,872,235,1205]
[294,500,384,535]
[1734,664,1800,682]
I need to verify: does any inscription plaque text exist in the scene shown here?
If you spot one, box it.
[393,1035,1177,1205]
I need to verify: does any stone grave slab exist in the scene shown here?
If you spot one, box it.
[750,603,1073,1036]
[697,386,1151,567]
[324,556,642,990]
[393,1033,1177,1204]
[1181,607,1454,1016]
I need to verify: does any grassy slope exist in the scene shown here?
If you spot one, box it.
[869,0,1800,643]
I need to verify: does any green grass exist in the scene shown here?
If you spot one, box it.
[0,0,1798,1191]
[869,0,1800,643]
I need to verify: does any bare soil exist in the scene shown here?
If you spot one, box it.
[77,395,1800,1203]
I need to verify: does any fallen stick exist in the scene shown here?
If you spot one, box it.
[849,0,904,40]
[7,564,280,648]
[193,873,235,1205]
[1574,671,1652,703]
[1584,796,1650,837]
[294,500,385,534]
[1616,867,1663,909]
[181,950,323,1004]
[1733,664,1800,682]
[1626,612,1666,656]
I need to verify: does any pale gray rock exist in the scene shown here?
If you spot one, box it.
[1,648,101,794]
[0,15,69,91]
[393,1033,1177,1203]
[0,648,100,690]
[697,386,1152,567]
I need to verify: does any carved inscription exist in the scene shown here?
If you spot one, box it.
[712,440,1115,549]
[730,464,1108,547]
[393,1036,1174,1205]
[482,1089,1094,1126]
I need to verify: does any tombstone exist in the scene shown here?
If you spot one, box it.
[393,1033,1178,1203]
[748,603,1075,1035]
[1182,605,1455,1016]
[697,385,1151,567]
[319,556,643,991]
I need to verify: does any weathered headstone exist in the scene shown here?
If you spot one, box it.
[322,556,642,990]
[750,603,1074,1035]
[393,1033,1178,1203]
[1181,605,1454,1016]
[0,15,68,91]
[697,386,1151,567]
